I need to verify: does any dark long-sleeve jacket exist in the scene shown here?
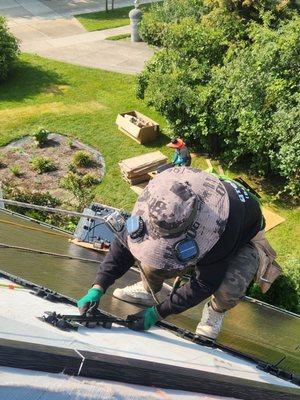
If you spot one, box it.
[94,180,263,318]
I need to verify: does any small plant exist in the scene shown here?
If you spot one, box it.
[8,146,20,154]
[82,172,101,187]
[67,138,76,149]
[72,150,94,168]
[33,128,49,147]
[65,218,79,233]
[60,172,94,209]
[68,163,77,173]
[9,165,22,177]
[30,156,56,174]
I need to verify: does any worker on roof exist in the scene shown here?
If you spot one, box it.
[78,167,279,339]
[167,137,191,167]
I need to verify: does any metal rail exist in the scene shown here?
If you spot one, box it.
[0,198,107,222]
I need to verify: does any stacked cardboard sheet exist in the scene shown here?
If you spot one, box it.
[119,151,167,185]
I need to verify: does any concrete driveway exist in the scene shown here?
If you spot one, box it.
[1,0,155,74]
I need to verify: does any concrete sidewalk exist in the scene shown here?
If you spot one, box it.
[1,0,155,74]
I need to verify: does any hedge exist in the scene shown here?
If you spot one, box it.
[138,0,300,197]
[0,16,19,81]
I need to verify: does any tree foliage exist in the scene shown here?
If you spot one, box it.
[0,16,19,81]
[138,0,300,197]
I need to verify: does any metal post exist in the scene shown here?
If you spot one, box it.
[0,184,4,209]
[129,0,143,42]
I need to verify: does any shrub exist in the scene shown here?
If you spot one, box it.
[30,156,56,174]
[4,187,61,209]
[72,150,94,168]
[139,0,206,46]
[68,163,77,173]
[2,185,62,224]
[60,172,94,209]
[65,218,79,233]
[247,274,300,314]
[137,1,300,197]
[9,165,22,177]
[209,18,300,196]
[0,16,19,81]
[33,128,49,147]
[82,172,101,187]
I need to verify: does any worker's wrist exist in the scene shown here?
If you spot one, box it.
[92,284,103,290]
[150,306,162,321]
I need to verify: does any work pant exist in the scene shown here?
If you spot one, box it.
[140,243,259,313]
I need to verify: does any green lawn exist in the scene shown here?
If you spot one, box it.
[0,54,171,210]
[76,3,155,32]
[0,54,299,296]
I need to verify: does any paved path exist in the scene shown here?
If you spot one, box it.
[1,0,155,74]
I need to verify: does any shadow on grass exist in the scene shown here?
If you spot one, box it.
[142,129,170,149]
[218,158,298,208]
[0,60,67,102]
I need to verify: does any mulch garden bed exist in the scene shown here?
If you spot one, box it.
[0,133,105,203]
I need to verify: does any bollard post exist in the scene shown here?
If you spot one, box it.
[129,0,143,42]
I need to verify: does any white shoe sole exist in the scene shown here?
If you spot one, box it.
[195,326,218,340]
[113,288,155,307]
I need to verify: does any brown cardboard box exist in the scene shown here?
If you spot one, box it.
[116,110,159,144]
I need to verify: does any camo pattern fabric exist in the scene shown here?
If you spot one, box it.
[128,167,230,270]
[140,243,259,312]
[141,264,191,294]
[211,243,259,312]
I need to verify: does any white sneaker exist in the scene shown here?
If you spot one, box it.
[113,281,155,306]
[196,302,225,339]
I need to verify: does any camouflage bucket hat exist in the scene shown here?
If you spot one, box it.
[127,167,230,270]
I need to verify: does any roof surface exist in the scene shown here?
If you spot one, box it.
[0,209,299,378]
[0,275,299,399]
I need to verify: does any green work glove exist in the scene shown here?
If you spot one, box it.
[127,306,161,331]
[77,287,103,315]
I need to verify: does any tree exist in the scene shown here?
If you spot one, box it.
[137,0,300,196]
[0,16,19,81]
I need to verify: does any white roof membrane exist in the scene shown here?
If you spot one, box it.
[0,277,299,397]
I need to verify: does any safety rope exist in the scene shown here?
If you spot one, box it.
[1,199,161,304]
[138,263,160,305]
[0,282,24,290]
[104,220,160,305]
[0,242,100,264]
